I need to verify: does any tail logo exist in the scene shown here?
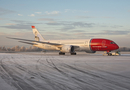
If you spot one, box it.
[34,31,39,41]
[32,26,44,41]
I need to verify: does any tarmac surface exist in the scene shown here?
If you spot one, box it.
[0,52,130,90]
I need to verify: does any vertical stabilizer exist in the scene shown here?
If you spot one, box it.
[31,26,45,41]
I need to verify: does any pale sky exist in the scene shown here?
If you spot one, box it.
[0,0,130,47]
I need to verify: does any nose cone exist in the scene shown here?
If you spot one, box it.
[115,44,119,50]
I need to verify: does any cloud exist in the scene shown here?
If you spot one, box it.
[1,20,42,30]
[102,17,114,18]
[111,25,123,28]
[6,23,16,25]
[40,31,75,40]
[38,18,54,21]
[0,18,3,20]
[46,21,95,27]
[35,12,42,14]
[46,21,95,31]
[65,30,130,38]
[0,7,16,16]
[64,9,89,13]
[45,11,60,15]
[46,22,64,25]
[102,30,130,35]
[76,16,114,19]
[69,30,85,32]
[72,22,94,27]
[76,16,95,19]
[1,24,31,30]
[18,14,23,16]
[83,11,89,13]
[79,30,130,36]
[38,11,60,16]
[11,20,25,23]
[1,24,41,30]
[64,9,70,13]
[28,14,35,17]
[10,20,42,25]
[60,26,75,31]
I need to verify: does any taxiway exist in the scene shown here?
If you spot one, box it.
[0,52,130,90]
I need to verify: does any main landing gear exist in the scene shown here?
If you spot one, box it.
[59,52,77,55]
[103,51,112,56]
[107,52,112,56]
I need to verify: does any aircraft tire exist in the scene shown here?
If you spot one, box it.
[71,53,76,55]
[59,52,65,55]
[108,53,112,56]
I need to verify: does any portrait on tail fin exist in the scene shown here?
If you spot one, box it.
[32,26,45,41]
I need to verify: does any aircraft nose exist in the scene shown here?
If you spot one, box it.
[115,44,119,50]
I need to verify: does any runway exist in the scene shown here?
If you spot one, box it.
[0,52,130,90]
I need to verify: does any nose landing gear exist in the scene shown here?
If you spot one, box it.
[103,51,120,56]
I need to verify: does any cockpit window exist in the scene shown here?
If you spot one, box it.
[110,42,116,44]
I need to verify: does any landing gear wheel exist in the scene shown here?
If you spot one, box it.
[71,52,76,55]
[108,53,112,56]
[106,51,112,56]
[59,52,65,55]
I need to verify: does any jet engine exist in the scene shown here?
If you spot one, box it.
[60,45,74,53]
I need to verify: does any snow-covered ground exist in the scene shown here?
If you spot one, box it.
[0,52,130,90]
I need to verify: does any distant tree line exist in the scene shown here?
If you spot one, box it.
[0,46,42,52]
[118,47,130,52]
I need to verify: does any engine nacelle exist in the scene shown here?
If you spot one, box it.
[60,45,74,53]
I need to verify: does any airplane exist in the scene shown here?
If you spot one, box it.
[7,26,119,55]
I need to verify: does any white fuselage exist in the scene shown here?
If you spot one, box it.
[33,39,93,52]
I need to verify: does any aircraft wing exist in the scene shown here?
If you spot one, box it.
[7,37,79,49]
[7,37,62,46]
[19,41,38,45]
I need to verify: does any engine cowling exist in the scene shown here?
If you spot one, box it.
[60,45,74,53]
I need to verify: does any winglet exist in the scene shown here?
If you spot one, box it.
[31,26,35,28]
